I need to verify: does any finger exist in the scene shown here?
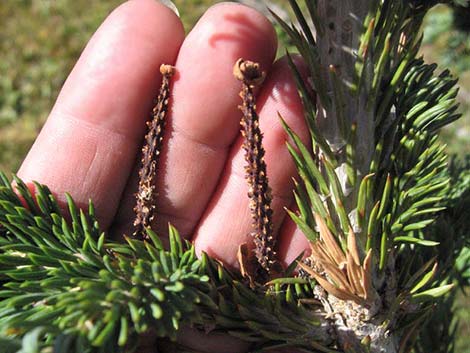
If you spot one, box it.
[110,2,278,238]
[18,0,184,229]
[193,56,309,269]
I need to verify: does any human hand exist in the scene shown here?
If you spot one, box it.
[18,1,310,351]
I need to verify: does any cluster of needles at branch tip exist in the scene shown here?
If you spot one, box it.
[234,58,282,283]
[133,64,175,239]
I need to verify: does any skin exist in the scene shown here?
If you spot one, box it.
[18,0,310,351]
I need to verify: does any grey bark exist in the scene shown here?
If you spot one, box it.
[316,0,375,178]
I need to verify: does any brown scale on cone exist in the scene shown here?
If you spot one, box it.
[133,64,175,239]
[234,58,282,283]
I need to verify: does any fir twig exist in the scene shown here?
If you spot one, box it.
[133,64,175,239]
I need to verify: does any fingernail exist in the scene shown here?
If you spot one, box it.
[158,0,179,17]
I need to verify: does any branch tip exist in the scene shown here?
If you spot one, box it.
[233,58,266,86]
[160,64,176,77]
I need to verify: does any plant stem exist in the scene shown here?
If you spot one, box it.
[133,64,175,239]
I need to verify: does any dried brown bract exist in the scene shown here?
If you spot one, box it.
[133,64,175,239]
[234,58,282,283]
[299,214,378,305]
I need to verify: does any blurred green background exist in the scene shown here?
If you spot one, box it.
[0,0,468,351]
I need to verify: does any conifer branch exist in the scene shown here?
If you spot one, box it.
[0,1,467,352]
[0,173,330,352]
